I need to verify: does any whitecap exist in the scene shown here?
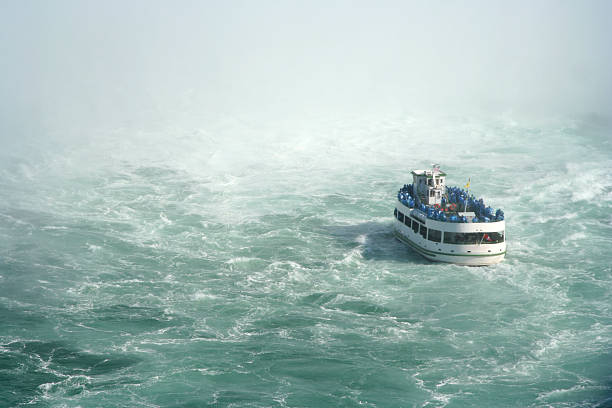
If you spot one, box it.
[192,291,218,300]
[87,243,102,252]
[561,232,587,246]
[41,225,69,231]
[159,212,172,225]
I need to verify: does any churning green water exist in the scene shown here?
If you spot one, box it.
[1,115,611,407]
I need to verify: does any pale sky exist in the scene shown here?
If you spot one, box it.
[1,0,611,135]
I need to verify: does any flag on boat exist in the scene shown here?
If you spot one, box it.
[465,178,470,189]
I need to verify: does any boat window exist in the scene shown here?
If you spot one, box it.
[444,232,478,244]
[394,208,397,217]
[412,220,419,233]
[404,217,411,228]
[428,229,441,243]
[420,224,427,239]
[482,231,504,244]
[397,210,404,223]
[443,232,504,245]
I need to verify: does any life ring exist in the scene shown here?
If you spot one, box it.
[449,203,457,211]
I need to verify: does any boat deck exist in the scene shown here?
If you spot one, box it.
[397,184,504,224]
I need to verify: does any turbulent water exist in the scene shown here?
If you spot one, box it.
[1,115,611,407]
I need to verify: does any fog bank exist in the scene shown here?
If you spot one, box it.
[1,0,611,138]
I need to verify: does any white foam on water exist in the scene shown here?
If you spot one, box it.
[41,225,69,231]
[226,256,263,265]
[536,383,609,403]
[2,113,611,407]
[560,232,587,246]
[86,243,102,252]
[191,291,219,301]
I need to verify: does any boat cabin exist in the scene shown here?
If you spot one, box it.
[412,167,446,206]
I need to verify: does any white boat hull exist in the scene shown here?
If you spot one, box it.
[393,202,506,266]
[394,229,505,266]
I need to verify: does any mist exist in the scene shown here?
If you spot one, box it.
[1,0,611,140]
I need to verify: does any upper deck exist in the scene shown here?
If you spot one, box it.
[397,167,504,224]
[396,201,505,233]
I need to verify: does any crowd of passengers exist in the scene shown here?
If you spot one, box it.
[397,183,504,222]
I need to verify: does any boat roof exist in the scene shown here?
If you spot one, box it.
[411,169,447,177]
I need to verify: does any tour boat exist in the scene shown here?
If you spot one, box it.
[393,166,506,265]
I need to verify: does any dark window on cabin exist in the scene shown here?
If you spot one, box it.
[420,224,427,239]
[397,211,404,223]
[482,231,504,244]
[428,229,441,242]
[443,232,472,244]
[404,217,411,228]
[442,232,453,244]
[443,232,457,244]
[443,232,503,245]
[412,219,419,233]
